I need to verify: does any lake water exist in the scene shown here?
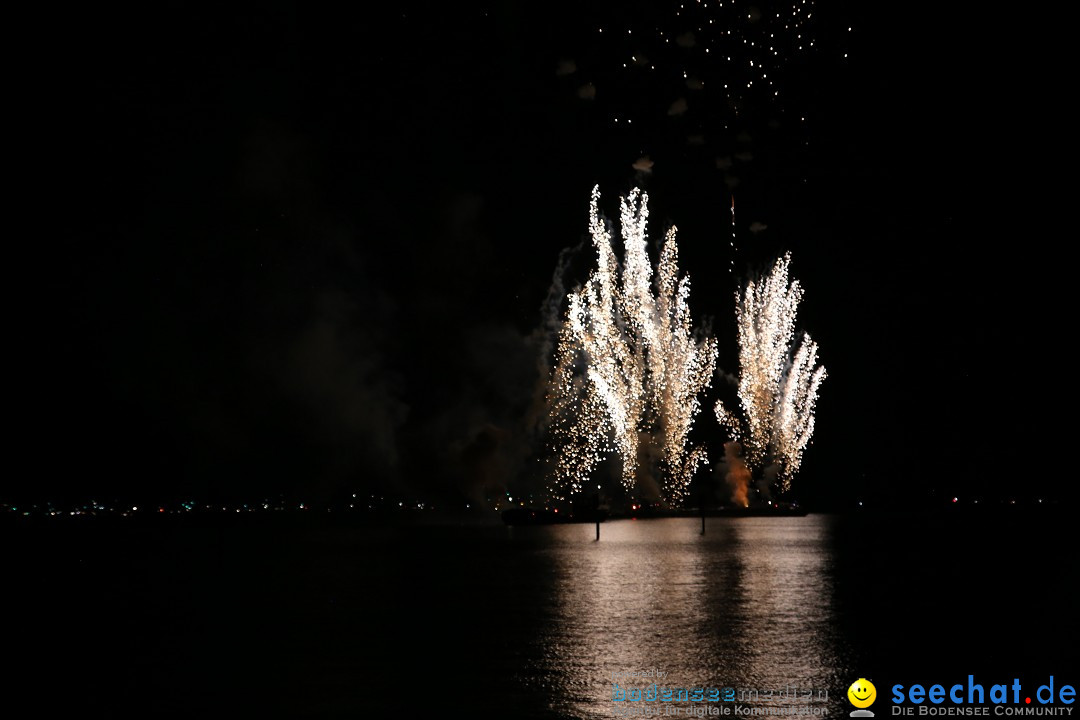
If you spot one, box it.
[511,517,848,718]
[9,511,1076,717]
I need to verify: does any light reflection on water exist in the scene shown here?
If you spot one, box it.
[517,517,852,719]
[17,509,1075,717]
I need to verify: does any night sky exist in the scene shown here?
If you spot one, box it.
[11,1,1075,509]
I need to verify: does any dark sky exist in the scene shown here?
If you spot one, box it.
[10,1,1074,507]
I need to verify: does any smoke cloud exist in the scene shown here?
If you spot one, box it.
[720,441,751,507]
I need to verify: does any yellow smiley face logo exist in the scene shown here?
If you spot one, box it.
[848,679,877,708]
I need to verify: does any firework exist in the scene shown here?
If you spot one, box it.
[715,252,825,493]
[562,0,835,143]
[547,187,717,506]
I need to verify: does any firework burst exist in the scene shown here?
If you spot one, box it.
[547,186,717,506]
[715,252,826,494]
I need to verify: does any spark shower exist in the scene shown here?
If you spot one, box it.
[545,187,825,508]
[547,186,718,507]
[715,252,827,497]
